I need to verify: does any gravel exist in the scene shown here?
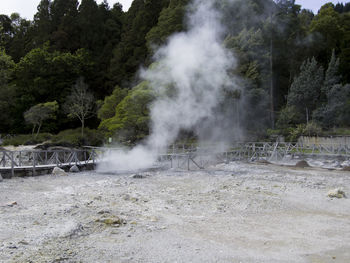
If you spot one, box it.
[0,162,350,263]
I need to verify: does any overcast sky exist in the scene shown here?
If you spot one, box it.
[0,0,133,19]
[0,0,346,20]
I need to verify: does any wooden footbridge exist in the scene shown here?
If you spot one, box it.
[0,148,98,178]
[1,142,350,177]
[159,142,350,170]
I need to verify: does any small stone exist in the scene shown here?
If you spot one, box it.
[131,174,145,179]
[7,201,17,207]
[295,160,310,168]
[131,197,139,202]
[69,165,80,173]
[97,210,111,215]
[8,245,17,249]
[94,196,102,201]
[123,194,131,201]
[150,216,158,222]
[327,188,346,199]
[52,167,68,176]
[18,240,29,245]
[257,159,271,165]
[97,216,125,226]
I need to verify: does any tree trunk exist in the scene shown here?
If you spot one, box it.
[270,38,275,129]
[306,107,309,125]
[81,119,84,137]
[36,123,42,138]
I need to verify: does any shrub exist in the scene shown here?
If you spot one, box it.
[52,128,104,147]
[288,124,306,142]
[2,133,52,146]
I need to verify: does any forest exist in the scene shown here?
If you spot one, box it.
[1,0,350,146]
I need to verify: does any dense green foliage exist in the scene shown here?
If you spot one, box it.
[2,128,103,147]
[97,85,128,121]
[99,81,155,142]
[1,0,350,144]
[24,101,58,136]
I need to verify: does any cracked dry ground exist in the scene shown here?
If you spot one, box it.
[0,162,350,263]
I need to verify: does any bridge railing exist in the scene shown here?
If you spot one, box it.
[0,149,98,177]
[2,142,350,175]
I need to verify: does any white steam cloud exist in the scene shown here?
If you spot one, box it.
[98,0,241,172]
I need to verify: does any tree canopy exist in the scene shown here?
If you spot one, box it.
[1,0,350,141]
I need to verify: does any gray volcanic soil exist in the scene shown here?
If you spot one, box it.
[0,162,350,263]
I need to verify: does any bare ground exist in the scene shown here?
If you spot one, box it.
[0,162,350,263]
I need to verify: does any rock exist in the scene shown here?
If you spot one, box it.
[97,216,125,226]
[52,167,68,176]
[257,159,271,165]
[69,165,80,173]
[131,174,145,179]
[7,201,17,207]
[150,216,158,222]
[122,194,131,201]
[295,160,310,168]
[97,210,111,215]
[327,188,346,198]
[0,174,3,182]
[341,166,350,171]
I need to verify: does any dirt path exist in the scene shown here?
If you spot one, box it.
[1,162,350,262]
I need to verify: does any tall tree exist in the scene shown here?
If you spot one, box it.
[64,77,95,136]
[146,0,188,51]
[287,57,324,123]
[33,0,52,47]
[109,0,169,87]
[0,49,16,132]
[323,50,341,96]
[309,3,343,65]
[50,0,79,51]
[78,0,100,51]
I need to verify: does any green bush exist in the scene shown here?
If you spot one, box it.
[288,124,306,142]
[276,106,304,129]
[323,127,350,136]
[304,122,322,136]
[2,129,103,147]
[52,128,104,147]
[2,133,52,146]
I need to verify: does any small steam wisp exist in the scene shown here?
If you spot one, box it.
[98,0,241,172]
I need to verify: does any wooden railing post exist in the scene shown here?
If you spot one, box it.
[10,151,14,178]
[33,151,36,176]
[2,151,5,167]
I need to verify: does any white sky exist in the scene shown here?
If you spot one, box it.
[0,0,347,20]
[0,0,133,19]
[296,0,346,13]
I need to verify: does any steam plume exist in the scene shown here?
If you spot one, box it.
[98,0,241,172]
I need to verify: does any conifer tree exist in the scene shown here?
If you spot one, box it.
[287,57,324,123]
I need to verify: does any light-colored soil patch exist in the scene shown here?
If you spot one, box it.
[1,162,350,262]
